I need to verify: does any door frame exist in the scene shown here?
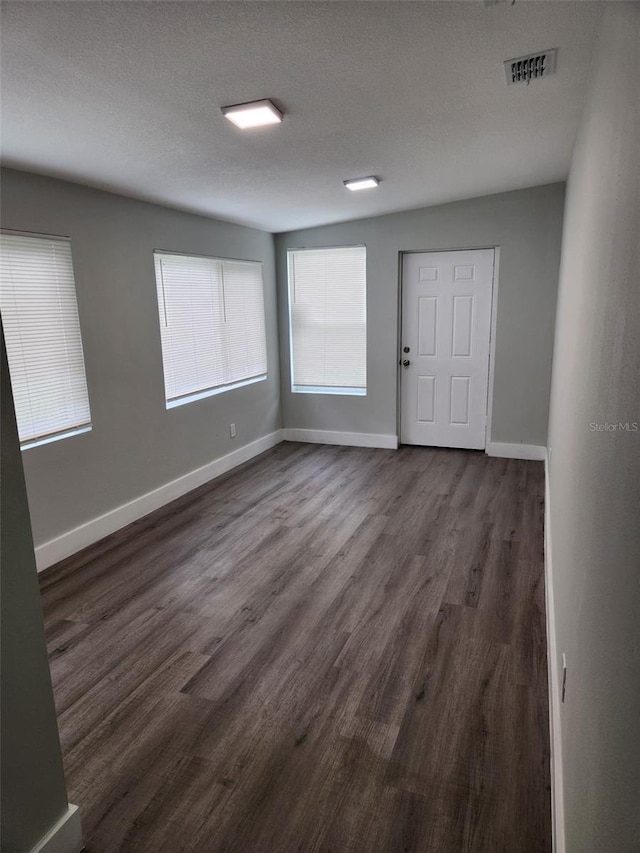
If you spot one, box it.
[396,245,500,450]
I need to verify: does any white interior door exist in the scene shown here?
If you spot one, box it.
[400,248,494,449]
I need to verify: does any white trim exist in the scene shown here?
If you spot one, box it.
[35,431,284,572]
[21,425,92,451]
[283,428,398,450]
[485,441,546,460]
[166,374,266,409]
[30,804,83,853]
[545,453,565,853]
[291,385,366,396]
[485,246,500,445]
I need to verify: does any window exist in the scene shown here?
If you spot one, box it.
[154,251,267,407]
[287,245,366,395]
[0,232,92,449]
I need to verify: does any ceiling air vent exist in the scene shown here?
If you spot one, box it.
[505,49,557,85]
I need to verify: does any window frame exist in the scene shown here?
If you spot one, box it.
[286,244,367,397]
[153,248,268,409]
[0,229,93,450]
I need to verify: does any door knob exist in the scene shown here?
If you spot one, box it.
[402,359,410,367]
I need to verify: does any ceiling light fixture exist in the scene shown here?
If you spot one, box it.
[344,176,380,191]
[222,99,283,129]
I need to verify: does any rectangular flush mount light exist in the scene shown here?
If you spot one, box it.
[222,99,283,129]
[344,176,380,191]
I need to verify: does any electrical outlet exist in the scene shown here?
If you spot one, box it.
[230,423,236,438]
[561,653,567,703]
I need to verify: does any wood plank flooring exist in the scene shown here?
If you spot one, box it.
[40,442,551,853]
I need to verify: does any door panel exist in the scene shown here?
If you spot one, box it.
[417,375,436,422]
[400,249,494,449]
[418,297,438,356]
[451,295,473,357]
[449,375,470,425]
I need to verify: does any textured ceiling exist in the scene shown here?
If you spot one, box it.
[0,1,602,232]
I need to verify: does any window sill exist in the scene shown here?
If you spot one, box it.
[21,425,92,451]
[166,374,267,409]
[291,385,367,397]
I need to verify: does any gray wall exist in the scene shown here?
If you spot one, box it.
[0,169,280,548]
[275,183,565,446]
[1,326,72,853]
[547,4,640,852]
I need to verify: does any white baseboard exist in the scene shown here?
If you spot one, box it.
[35,430,284,572]
[30,804,83,853]
[485,441,546,460]
[544,454,565,853]
[283,428,398,450]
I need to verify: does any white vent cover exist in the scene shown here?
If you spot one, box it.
[505,49,557,85]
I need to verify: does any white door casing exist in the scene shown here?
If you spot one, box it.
[400,248,494,449]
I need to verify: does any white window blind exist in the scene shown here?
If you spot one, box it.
[0,233,92,448]
[154,251,267,406]
[288,245,367,393]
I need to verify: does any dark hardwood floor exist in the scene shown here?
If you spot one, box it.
[40,442,551,852]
